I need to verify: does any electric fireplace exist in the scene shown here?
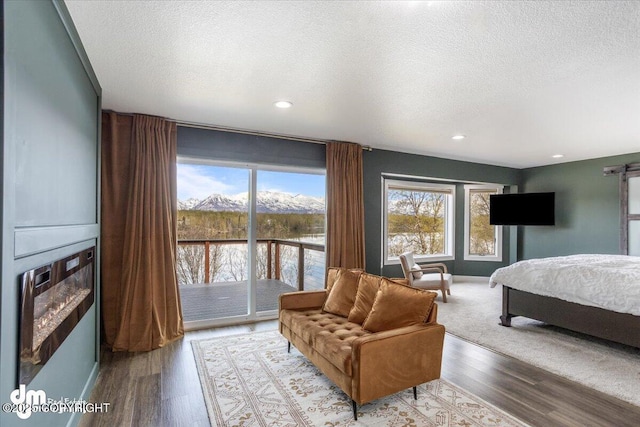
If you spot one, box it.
[19,247,95,385]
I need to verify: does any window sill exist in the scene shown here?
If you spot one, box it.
[464,255,503,262]
[385,255,454,266]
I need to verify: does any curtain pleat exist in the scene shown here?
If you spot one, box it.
[326,141,366,270]
[101,112,184,352]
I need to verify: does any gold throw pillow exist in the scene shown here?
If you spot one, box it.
[362,278,437,332]
[347,273,383,324]
[322,269,362,317]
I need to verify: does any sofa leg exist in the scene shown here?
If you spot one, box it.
[352,400,358,420]
[413,386,417,400]
[287,341,291,353]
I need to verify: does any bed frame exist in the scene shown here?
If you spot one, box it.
[499,286,640,349]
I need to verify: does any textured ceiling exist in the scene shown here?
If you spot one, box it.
[65,1,640,168]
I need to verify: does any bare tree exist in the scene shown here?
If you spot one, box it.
[278,246,297,286]
[226,245,247,281]
[388,189,445,256]
[176,243,224,285]
[255,243,268,279]
[469,191,494,255]
[176,245,204,285]
[207,243,223,282]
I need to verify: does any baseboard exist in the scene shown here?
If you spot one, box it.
[452,275,490,283]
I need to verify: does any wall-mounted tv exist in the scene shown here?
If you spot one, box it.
[489,192,555,226]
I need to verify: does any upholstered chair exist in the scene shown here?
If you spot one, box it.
[399,252,452,302]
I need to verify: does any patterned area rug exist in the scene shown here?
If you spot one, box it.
[192,330,529,426]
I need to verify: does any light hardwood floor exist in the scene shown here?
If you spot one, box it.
[79,321,640,427]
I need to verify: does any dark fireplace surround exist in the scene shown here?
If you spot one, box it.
[19,247,95,385]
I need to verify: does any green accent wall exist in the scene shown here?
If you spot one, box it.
[363,149,521,277]
[521,152,640,259]
[1,2,101,426]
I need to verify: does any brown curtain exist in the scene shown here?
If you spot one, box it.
[101,112,184,351]
[326,141,366,269]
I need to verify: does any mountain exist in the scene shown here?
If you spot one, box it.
[195,193,246,212]
[177,197,200,210]
[179,191,325,214]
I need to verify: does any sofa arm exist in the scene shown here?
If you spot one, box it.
[350,323,445,404]
[279,290,327,311]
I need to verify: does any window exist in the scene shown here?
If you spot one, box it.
[383,179,455,264]
[464,185,503,261]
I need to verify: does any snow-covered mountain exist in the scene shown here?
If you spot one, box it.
[179,191,325,214]
[177,197,201,210]
[195,193,246,212]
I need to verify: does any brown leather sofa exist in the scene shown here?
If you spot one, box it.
[279,268,445,420]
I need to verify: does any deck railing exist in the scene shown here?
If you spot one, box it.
[177,238,325,291]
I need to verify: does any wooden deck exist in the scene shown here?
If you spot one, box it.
[179,279,299,321]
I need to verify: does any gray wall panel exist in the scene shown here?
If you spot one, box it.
[11,1,98,227]
[2,2,100,426]
[14,224,99,258]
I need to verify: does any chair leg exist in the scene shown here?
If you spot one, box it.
[413,386,417,400]
[287,341,291,353]
[447,288,451,295]
[352,400,358,420]
[441,285,447,303]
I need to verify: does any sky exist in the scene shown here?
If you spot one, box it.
[177,163,326,201]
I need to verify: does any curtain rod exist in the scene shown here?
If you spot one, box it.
[102,111,373,151]
[176,119,373,151]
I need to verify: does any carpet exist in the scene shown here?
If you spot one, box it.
[438,279,640,407]
[192,330,529,426]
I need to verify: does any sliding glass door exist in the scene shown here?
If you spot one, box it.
[176,160,325,327]
[255,170,326,315]
[176,164,250,325]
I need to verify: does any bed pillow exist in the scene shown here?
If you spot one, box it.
[347,273,383,324]
[362,278,437,332]
[322,269,362,317]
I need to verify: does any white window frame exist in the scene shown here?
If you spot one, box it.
[383,178,455,265]
[464,185,503,261]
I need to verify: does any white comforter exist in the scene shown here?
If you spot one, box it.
[489,254,640,316]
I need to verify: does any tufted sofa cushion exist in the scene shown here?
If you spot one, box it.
[279,308,371,375]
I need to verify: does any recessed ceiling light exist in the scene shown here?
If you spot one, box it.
[552,154,564,159]
[274,100,293,109]
[451,135,465,140]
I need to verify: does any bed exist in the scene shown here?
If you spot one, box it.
[489,254,640,348]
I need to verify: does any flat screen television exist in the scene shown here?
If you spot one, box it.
[489,192,555,226]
